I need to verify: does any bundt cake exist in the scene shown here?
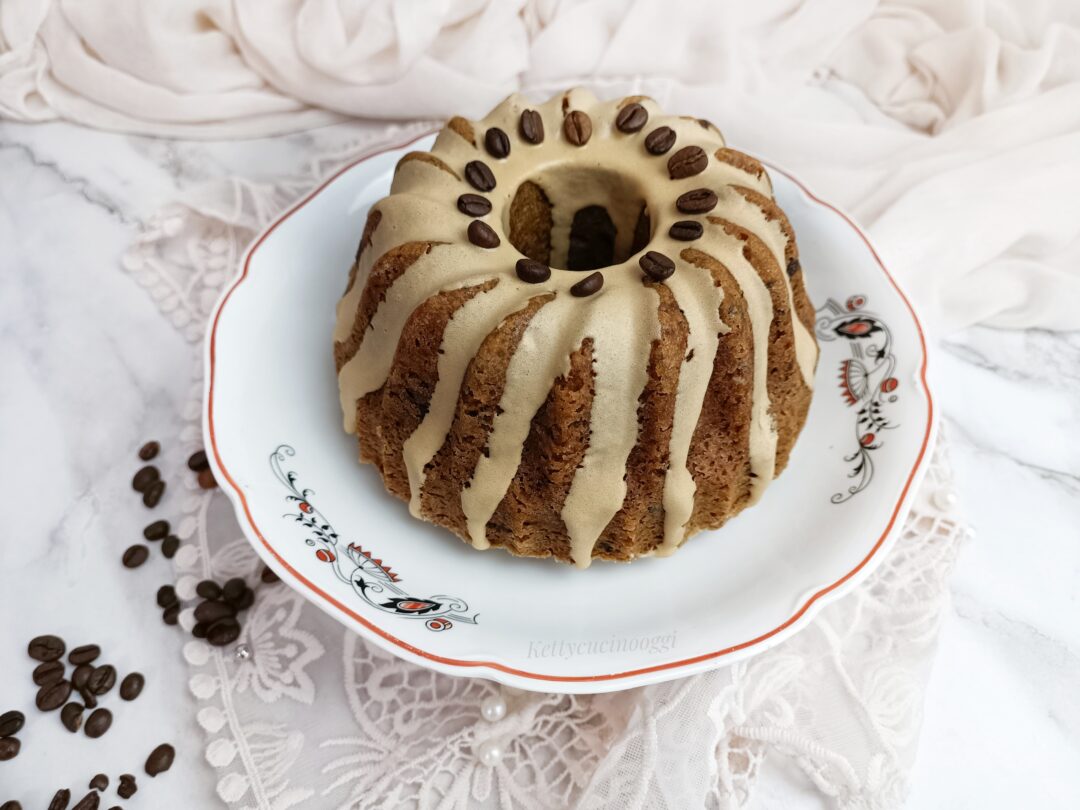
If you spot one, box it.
[333,88,818,568]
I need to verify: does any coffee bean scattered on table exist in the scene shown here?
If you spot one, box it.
[206,618,242,647]
[47,789,71,810]
[36,680,72,712]
[71,792,99,810]
[122,545,149,569]
[222,578,246,603]
[145,743,176,777]
[89,774,108,792]
[161,536,180,559]
[79,688,98,710]
[71,664,93,691]
[29,635,66,662]
[87,665,117,696]
[71,644,103,665]
[143,520,170,541]
[0,711,24,738]
[194,600,235,625]
[138,441,160,461]
[84,708,112,738]
[156,585,178,608]
[260,566,280,584]
[232,588,255,611]
[0,800,23,810]
[117,775,137,799]
[131,466,159,493]
[196,580,222,600]
[191,622,208,639]
[33,660,65,686]
[187,449,209,471]
[61,702,84,732]
[119,673,145,702]
[142,479,166,508]
[0,737,19,761]
[162,604,179,626]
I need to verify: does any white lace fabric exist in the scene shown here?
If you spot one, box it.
[122,131,966,810]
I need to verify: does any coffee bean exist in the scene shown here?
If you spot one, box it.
[645,126,676,155]
[156,585,178,608]
[117,775,137,799]
[32,661,65,689]
[668,146,708,179]
[206,618,241,647]
[196,580,222,601]
[563,110,592,146]
[84,708,112,738]
[33,660,65,686]
[131,465,159,493]
[1,800,23,810]
[69,644,100,666]
[79,688,98,710]
[138,441,160,461]
[162,604,179,626]
[669,220,703,241]
[233,588,255,611]
[71,792,99,810]
[122,545,149,569]
[260,566,280,584]
[145,743,176,777]
[222,578,246,603]
[187,449,209,471]
[0,738,18,761]
[456,194,491,217]
[47,790,71,810]
[467,220,500,249]
[142,479,166,508]
[787,258,801,277]
[89,774,108,791]
[616,102,648,133]
[515,258,550,284]
[28,634,65,662]
[519,109,544,144]
[196,468,217,490]
[639,251,676,282]
[36,680,72,712]
[161,535,180,559]
[484,127,510,159]
[192,622,208,639]
[143,520,170,541]
[119,673,145,702]
[675,188,718,214]
[71,664,92,690]
[0,711,24,738]
[87,666,116,696]
[570,272,604,298]
[61,702,84,732]
[194,600,236,625]
[464,160,496,192]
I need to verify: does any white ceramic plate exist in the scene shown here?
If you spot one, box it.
[204,132,934,694]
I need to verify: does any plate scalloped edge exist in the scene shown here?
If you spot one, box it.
[203,130,936,694]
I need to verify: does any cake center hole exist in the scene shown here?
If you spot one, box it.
[506,166,651,271]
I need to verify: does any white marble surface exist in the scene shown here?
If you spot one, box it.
[1,119,1078,808]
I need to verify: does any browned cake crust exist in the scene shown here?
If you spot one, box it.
[334,93,818,566]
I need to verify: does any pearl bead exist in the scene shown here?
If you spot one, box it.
[480,696,506,722]
[477,739,502,767]
[234,643,252,661]
[932,487,958,511]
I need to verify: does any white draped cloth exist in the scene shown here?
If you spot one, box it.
[2,2,1073,806]
[3,0,1080,333]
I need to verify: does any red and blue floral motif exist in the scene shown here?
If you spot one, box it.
[815,295,900,503]
[271,445,477,631]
